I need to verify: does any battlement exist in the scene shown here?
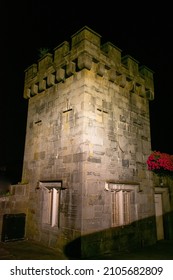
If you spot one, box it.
[24,26,154,100]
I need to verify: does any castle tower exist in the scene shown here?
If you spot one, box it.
[22,26,156,258]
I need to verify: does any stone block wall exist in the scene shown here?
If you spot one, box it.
[0,184,29,241]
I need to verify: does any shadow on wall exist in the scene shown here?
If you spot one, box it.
[0,171,11,195]
[63,213,173,259]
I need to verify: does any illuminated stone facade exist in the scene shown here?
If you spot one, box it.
[21,26,157,258]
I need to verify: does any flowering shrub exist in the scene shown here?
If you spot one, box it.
[147,151,173,177]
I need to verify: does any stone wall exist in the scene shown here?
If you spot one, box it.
[0,184,29,241]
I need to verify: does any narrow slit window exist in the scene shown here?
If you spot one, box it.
[40,181,62,227]
[111,190,131,227]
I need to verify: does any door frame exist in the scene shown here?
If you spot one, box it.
[154,187,170,240]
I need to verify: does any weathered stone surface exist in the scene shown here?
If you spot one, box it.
[73,152,87,162]
[118,73,126,88]
[108,69,117,82]
[78,53,92,70]
[97,63,105,76]
[25,64,37,81]
[87,157,101,163]
[66,62,76,76]
[71,26,101,48]
[47,73,55,87]
[39,79,46,92]
[38,53,53,71]
[122,55,139,75]
[54,41,70,64]
[56,68,65,82]
[31,84,38,96]
[122,159,129,167]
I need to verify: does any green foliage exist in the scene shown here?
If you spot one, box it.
[38,47,50,58]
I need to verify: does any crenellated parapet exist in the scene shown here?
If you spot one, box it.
[24,26,154,100]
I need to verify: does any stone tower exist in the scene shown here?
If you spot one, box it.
[22,26,156,258]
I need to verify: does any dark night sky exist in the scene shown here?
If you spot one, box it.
[1,1,173,183]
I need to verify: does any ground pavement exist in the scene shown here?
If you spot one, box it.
[0,239,173,260]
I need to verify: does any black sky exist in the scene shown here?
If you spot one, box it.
[1,1,173,182]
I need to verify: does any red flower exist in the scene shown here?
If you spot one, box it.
[147,151,173,177]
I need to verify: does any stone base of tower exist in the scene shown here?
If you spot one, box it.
[23,178,157,259]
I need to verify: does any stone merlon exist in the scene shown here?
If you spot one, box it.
[23,26,154,100]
